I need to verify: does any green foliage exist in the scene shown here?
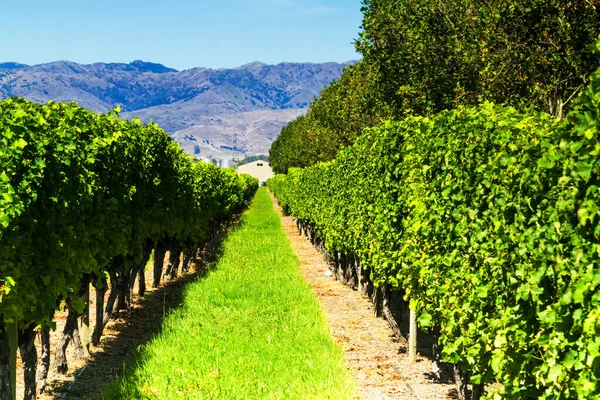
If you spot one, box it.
[239,173,260,203]
[358,0,600,118]
[270,1,600,173]
[269,116,320,174]
[268,68,600,397]
[0,98,258,326]
[269,62,388,174]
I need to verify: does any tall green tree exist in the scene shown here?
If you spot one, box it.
[357,0,600,118]
[270,0,600,172]
[270,62,388,174]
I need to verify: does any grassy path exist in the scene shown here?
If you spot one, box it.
[105,187,355,399]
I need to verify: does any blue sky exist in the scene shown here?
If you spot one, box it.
[0,0,363,71]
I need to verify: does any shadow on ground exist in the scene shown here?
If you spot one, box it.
[48,218,242,399]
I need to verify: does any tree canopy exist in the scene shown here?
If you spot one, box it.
[270,0,600,173]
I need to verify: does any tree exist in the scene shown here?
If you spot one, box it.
[270,62,389,173]
[271,0,600,171]
[357,0,600,118]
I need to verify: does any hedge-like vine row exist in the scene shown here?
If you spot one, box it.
[269,66,600,398]
[0,98,258,398]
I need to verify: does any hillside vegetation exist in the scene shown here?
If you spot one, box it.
[0,60,350,156]
[0,61,349,120]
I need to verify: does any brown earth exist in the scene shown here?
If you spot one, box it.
[14,228,227,400]
[271,194,457,400]
[14,260,198,400]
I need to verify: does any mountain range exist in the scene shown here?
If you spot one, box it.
[0,60,351,157]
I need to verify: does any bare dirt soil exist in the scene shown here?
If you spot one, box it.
[14,263,198,400]
[14,229,227,400]
[272,195,457,400]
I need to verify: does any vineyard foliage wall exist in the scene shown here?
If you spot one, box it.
[0,98,258,326]
[268,63,600,398]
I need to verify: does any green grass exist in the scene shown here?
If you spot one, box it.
[105,187,355,399]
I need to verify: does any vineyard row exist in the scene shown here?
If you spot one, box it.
[268,65,600,399]
[0,98,258,399]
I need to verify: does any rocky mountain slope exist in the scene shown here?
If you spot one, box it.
[0,60,350,156]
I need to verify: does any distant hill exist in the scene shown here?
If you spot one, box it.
[0,60,353,157]
[0,62,28,71]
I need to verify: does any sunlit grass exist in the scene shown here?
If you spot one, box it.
[105,187,355,399]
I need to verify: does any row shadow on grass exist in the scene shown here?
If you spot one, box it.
[55,218,241,399]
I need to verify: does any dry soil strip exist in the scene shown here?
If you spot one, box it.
[16,229,226,399]
[271,195,456,400]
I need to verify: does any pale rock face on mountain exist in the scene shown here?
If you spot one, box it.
[0,60,352,157]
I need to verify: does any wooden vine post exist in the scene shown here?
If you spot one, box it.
[79,285,91,358]
[8,321,17,400]
[409,308,417,363]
